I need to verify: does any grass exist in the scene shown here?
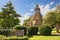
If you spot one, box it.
[29,35,60,40]
[0,36,28,40]
[29,29,60,40]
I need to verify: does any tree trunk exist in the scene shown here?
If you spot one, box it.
[56,23,59,33]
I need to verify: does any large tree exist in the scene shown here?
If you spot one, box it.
[55,4,60,23]
[55,4,60,32]
[43,11,56,27]
[43,4,60,32]
[23,16,32,26]
[0,1,21,28]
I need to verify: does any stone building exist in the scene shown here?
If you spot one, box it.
[27,4,42,27]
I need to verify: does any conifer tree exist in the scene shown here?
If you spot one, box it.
[0,1,21,28]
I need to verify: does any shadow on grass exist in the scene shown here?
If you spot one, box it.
[27,35,33,38]
[51,34,60,36]
[31,33,60,36]
[27,33,60,38]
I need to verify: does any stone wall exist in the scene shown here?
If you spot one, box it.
[10,30,24,36]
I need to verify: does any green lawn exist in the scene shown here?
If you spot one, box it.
[29,35,60,40]
[29,29,60,40]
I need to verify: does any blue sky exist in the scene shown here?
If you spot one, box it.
[0,0,60,25]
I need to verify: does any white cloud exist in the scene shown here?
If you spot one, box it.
[39,2,55,15]
[20,12,32,25]
[50,2,54,5]
[39,4,51,15]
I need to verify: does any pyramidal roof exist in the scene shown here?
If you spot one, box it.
[31,4,42,21]
[36,4,39,7]
[34,4,40,11]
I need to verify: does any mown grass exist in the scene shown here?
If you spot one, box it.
[0,36,28,40]
[29,35,60,40]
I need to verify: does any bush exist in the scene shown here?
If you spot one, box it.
[39,25,52,36]
[28,26,38,35]
[0,29,11,36]
[14,25,27,35]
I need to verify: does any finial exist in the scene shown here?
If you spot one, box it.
[34,4,40,11]
[36,4,38,7]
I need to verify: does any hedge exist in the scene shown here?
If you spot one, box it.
[28,26,38,35]
[0,29,11,36]
[39,25,52,36]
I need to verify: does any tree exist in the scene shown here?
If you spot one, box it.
[56,4,60,23]
[43,11,56,27]
[0,12,3,28]
[55,4,60,32]
[0,1,21,28]
[23,16,32,26]
[56,4,60,13]
[43,4,60,33]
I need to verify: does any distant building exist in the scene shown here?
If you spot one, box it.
[27,4,42,27]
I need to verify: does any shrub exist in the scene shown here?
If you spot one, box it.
[14,25,27,35]
[0,29,11,36]
[39,25,52,36]
[28,26,38,35]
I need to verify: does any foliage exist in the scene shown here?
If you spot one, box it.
[42,4,60,28]
[39,25,52,35]
[0,29,11,36]
[55,4,60,23]
[14,25,27,35]
[0,1,21,28]
[43,11,56,27]
[23,16,32,26]
[56,4,60,13]
[28,26,38,35]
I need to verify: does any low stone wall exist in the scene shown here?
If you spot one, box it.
[10,30,24,36]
